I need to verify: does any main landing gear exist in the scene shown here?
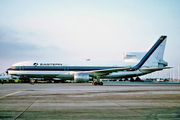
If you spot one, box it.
[92,81,103,86]
[130,77,142,82]
[92,76,103,86]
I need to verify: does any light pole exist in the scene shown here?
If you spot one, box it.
[178,65,179,82]
[173,66,174,82]
[169,68,171,82]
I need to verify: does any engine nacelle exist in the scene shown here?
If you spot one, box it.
[74,73,91,83]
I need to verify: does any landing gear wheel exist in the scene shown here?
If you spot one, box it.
[99,82,103,85]
[130,77,134,82]
[30,80,35,85]
[92,82,103,86]
[94,82,98,86]
[135,77,141,82]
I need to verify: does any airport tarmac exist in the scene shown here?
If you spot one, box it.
[0,82,180,120]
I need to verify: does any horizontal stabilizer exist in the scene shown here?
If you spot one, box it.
[140,67,172,72]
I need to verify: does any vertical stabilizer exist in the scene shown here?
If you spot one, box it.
[133,36,167,70]
[146,36,167,67]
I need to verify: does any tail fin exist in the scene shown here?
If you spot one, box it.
[132,36,167,70]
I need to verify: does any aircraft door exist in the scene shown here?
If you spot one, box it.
[19,66,25,71]
[64,66,69,71]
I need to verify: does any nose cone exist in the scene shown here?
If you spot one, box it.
[6,68,11,75]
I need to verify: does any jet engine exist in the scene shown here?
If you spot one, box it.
[74,73,91,83]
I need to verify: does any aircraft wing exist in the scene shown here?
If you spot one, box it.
[140,67,172,72]
[84,67,131,76]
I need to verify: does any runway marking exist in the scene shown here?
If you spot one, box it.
[13,97,39,120]
[0,91,22,99]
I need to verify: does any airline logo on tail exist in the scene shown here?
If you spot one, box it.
[160,36,164,40]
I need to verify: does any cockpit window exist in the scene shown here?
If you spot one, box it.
[11,66,15,69]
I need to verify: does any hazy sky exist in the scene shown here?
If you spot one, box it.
[0,0,180,78]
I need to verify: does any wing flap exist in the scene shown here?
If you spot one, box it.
[84,67,131,76]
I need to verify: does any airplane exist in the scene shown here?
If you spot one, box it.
[6,35,171,85]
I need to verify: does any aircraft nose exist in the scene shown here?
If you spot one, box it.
[6,68,10,75]
[6,70,8,74]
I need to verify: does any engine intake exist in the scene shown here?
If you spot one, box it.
[74,73,91,83]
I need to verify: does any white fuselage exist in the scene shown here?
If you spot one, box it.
[7,61,150,80]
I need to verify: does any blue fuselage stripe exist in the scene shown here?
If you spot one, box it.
[8,66,123,71]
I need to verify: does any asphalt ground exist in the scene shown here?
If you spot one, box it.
[0,82,180,120]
